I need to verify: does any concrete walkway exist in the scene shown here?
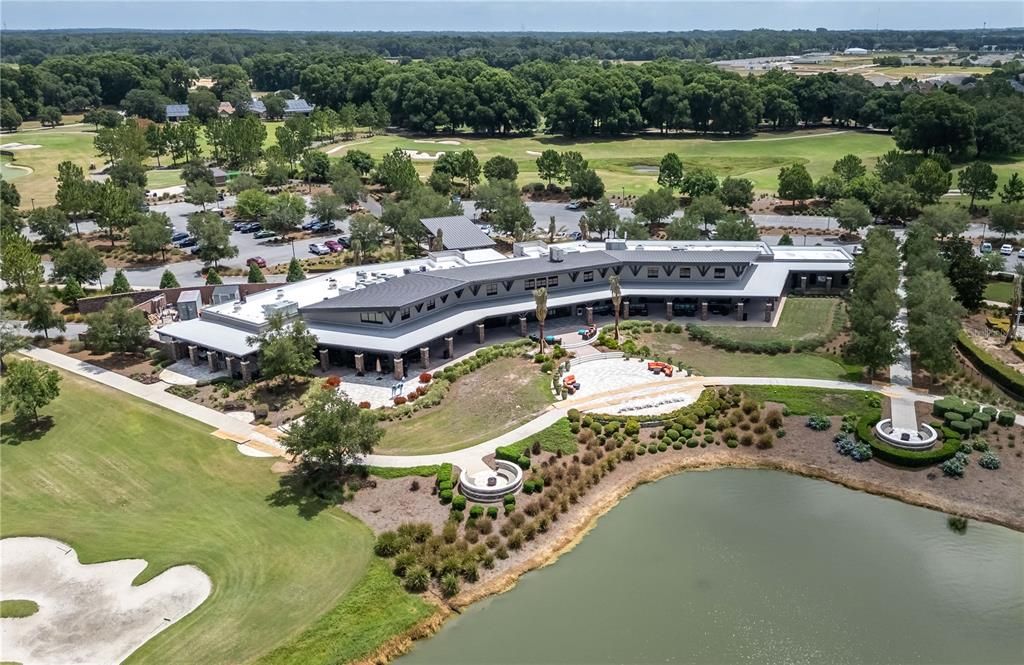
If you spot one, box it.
[890,272,914,388]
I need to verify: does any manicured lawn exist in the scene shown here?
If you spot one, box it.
[499,418,579,458]
[0,128,99,206]
[985,280,1014,304]
[376,357,554,455]
[0,599,39,618]
[694,297,842,343]
[0,371,425,664]
[639,330,863,381]
[145,168,184,189]
[737,385,878,418]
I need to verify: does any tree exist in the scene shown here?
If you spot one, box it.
[958,162,998,212]
[942,237,987,310]
[228,174,260,195]
[275,118,314,166]
[349,213,384,256]
[19,288,65,339]
[110,269,131,294]
[263,94,286,121]
[536,150,563,184]
[235,189,271,221]
[159,270,180,288]
[186,88,219,123]
[718,176,754,210]
[483,156,519,183]
[129,213,173,260]
[777,164,814,205]
[93,180,137,247]
[908,159,952,205]
[342,150,375,176]
[182,160,215,187]
[0,319,30,372]
[1,360,61,425]
[427,170,453,195]
[583,198,620,239]
[815,174,846,204]
[374,148,419,194]
[145,124,167,167]
[285,257,305,283]
[187,212,237,266]
[569,168,604,202]
[665,216,701,240]
[906,270,964,378]
[27,206,70,247]
[533,287,548,355]
[687,194,726,233]
[893,93,976,155]
[86,298,149,356]
[107,159,147,189]
[61,276,86,307]
[657,153,684,191]
[832,154,866,183]
[778,233,794,246]
[247,263,266,283]
[121,88,171,122]
[1000,173,1024,204]
[330,162,364,204]
[205,268,223,285]
[2,179,21,207]
[833,198,872,235]
[846,228,900,377]
[609,275,622,343]
[632,188,677,226]
[84,109,122,130]
[301,150,331,188]
[39,105,63,127]
[714,215,759,241]
[491,196,535,241]
[0,231,44,294]
[873,182,919,224]
[680,167,718,199]
[918,204,969,238]
[311,193,345,228]
[282,386,383,478]
[616,218,650,240]
[246,313,318,386]
[52,240,105,286]
[560,151,587,183]
[55,161,93,235]
[989,203,1024,240]
[264,193,307,238]
[184,181,218,211]
[1,99,24,131]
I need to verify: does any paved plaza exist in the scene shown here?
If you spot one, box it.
[566,355,685,399]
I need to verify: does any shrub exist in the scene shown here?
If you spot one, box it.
[756,433,774,449]
[965,418,982,434]
[726,439,739,448]
[996,410,1016,426]
[358,401,371,409]
[850,442,873,461]
[949,420,972,436]
[657,442,667,452]
[439,489,453,504]
[440,572,460,598]
[956,331,1024,399]
[945,411,964,422]
[374,531,406,557]
[636,445,646,456]
[452,495,467,510]
[765,409,783,428]
[806,414,831,431]
[517,456,531,470]
[403,565,430,592]
[419,372,432,383]
[972,440,989,452]
[686,438,699,448]
[776,428,786,438]
[438,480,454,491]
[978,452,1001,469]
[503,494,516,506]
[393,395,407,405]
[487,506,499,519]
[672,441,683,450]
[941,452,969,478]
[740,432,754,446]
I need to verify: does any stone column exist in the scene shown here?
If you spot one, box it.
[799,275,808,292]
[225,356,237,377]
[764,301,774,323]
[188,345,199,366]
[168,342,180,361]
[736,301,745,321]
[444,336,454,359]
[476,323,486,344]
[585,306,594,325]
[622,300,631,319]
[354,352,365,375]
[519,314,528,337]
[319,349,329,372]
[393,356,404,381]
[420,346,430,368]
[208,351,219,372]
[665,300,673,320]
[240,360,253,384]
[825,275,833,292]
[700,300,709,321]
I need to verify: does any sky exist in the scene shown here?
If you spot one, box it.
[3,1,1022,32]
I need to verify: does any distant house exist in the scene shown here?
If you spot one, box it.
[166,104,190,122]
[843,47,869,56]
[283,98,314,116]
[211,167,229,187]
[419,216,496,251]
[217,101,235,116]
[244,98,267,118]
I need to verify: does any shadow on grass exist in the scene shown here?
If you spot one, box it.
[0,416,55,446]
[266,469,343,521]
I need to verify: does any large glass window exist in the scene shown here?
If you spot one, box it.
[680,267,691,278]
[401,307,410,320]
[647,267,658,278]
[486,283,498,296]
[714,267,726,279]
[426,298,436,310]
[360,311,384,324]
[548,275,558,287]
[583,271,594,282]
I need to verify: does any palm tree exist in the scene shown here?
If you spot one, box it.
[533,287,548,355]
[609,275,622,343]
[579,217,590,242]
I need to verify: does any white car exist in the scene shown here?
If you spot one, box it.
[308,243,330,256]
[1000,244,1014,256]
[1018,248,1024,258]
[851,245,864,255]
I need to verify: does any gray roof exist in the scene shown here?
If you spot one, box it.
[303,273,465,311]
[420,216,495,251]
[211,167,228,178]
[245,99,267,114]
[284,98,314,113]
[605,249,763,264]
[166,104,190,118]
[177,290,201,303]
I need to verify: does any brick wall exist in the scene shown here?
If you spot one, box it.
[77,283,277,314]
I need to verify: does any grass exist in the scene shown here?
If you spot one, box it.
[499,417,579,458]
[737,385,878,417]
[0,371,401,664]
[639,330,862,381]
[145,167,184,189]
[0,599,39,618]
[984,280,1014,304]
[376,357,554,455]
[256,558,436,665]
[695,297,841,343]
[367,464,440,479]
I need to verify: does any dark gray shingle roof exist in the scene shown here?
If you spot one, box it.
[166,104,190,117]
[605,249,763,264]
[303,273,465,311]
[420,216,495,251]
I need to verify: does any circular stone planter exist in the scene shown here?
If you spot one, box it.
[874,419,939,450]
[459,460,524,503]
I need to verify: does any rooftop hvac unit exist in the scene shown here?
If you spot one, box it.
[356,270,367,279]
[327,278,338,289]
[403,267,413,275]
[419,265,427,272]
[275,289,284,300]
[550,246,566,262]
[605,239,626,251]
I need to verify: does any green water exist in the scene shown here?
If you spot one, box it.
[400,469,1024,665]
[0,159,30,181]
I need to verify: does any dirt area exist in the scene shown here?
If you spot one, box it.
[47,340,165,383]
[963,311,1023,369]
[42,231,192,270]
[170,375,311,427]
[345,472,459,534]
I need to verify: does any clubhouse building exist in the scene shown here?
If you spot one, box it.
[157,239,852,380]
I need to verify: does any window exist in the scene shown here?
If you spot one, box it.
[680,267,691,279]
[583,271,594,282]
[486,283,498,296]
[426,298,436,310]
[647,267,658,279]
[714,267,726,279]
[547,275,558,287]
[360,311,384,324]
[536,277,547,287]
[525,278,535,290]
[401,307,410,320]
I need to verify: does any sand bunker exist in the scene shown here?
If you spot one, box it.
[0,143,42,151]
[402,149,446,160]
[414,139,461,145]
[0,537,211,665]
[526,150,542,156]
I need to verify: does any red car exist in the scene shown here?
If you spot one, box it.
[246,256,267,268]
[324,240,343,253]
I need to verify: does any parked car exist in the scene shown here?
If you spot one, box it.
[1000,244,1014,256]
[851,245,864,255]
[309,243,330,256]
[232,221,249,231]
[565,200,582,210]
[173,235,197,248]
[189,245,202,255]
[171,231,189,243]
[247,257,267,268]
[1018,248,1024,259]
[310,221,336,233]
[240,222,262,233]
[568,231,583,241]
[300,219,319,231]
[324,240,343,253]
[336,237,351,249]
[980,242,993,254]
[254,229,277,240]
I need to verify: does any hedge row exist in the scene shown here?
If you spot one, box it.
[856,411,960,467]
[956,331,1024,400]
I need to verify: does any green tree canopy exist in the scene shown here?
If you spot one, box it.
[718,176,754,210]
[657,153,684,191]
[686,194,726,232]
[833,198,872,234]
[1,359,61,424]
[0,231,43,294]
[680,167,718,199]
[282,387,383,478]
[482,155,519,182]
[957,162,998,211]
[19,288,65,339]
[246,313,318,385]
[632,188,677,225]
[86,297,150,356]
[777,163,814,204]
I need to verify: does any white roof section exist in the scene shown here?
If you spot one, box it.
[420,215,496,251]
[157,318,255,357]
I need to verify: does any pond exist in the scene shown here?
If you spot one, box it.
[399,469,1024,665]
[0,158,31,181]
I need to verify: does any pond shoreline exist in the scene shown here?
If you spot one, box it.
[353,446,1022,664]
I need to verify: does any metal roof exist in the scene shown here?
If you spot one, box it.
[245,99,267,114]
[420,216,495,251]
[284,98,314,113]
[302,272,466,311]
[605,249,764,264]
[165,104,190,117]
